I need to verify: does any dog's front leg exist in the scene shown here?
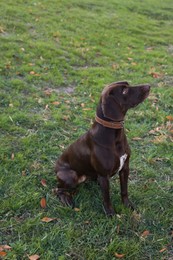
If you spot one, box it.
[119,162,134,210]
[97,175,115,216]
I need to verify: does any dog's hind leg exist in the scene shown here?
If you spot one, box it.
[56,169,78,208]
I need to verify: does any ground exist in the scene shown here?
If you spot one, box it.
[0,0,173,259]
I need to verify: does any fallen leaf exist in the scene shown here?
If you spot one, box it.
[152,135,166,144]
[146,47,154,51]
[41,217,56,222]
[11,153,14,160]
[0,245,12,251]
[0,251,7,257]
[112,64,119,69]
[63,116,69,121]
[44,89,52,96]
[82,108,92,111]
[132,137,142,141]
[40,198,46,208]
[151,72,162,78]
[65,100,70,104]
[84,220,90,224]
[114,252,125,258]
[74,207,80,212]
[28,254,40,260]
[166,115,173,121]
[52,101,60,105]
[2,245,12,250]
[141,230,150,238]
[30,71,35,75]
[41,179,47,187]
[0,26,5,33]
[159,247,167,253]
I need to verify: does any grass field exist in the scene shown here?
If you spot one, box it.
[0,0,173,259]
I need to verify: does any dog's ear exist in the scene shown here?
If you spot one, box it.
[101,81,129,121]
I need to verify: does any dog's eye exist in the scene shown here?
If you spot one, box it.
[122,88,128,95]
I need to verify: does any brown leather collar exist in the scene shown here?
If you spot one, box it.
[95,115,124,129]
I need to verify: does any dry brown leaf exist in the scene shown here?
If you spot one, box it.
[166,115,173,121]
[41,179,47,187]
[151,72,162,78]
[152,135,167,144]
[30,71,35,75]
[28,254,40,260]
[132,137,142,141]
[52,101,60,105]
[0,251,7,257]
[141,230,150,238]
[0,26,5,33]
[0,245,12,252]
[44,89,52,96]
[114,252,125,258]
[63,116,69,121]
[41,217,57,223]
[40,198,46,208]
[84,220,90,224]
[82,108,92,111]
[159,247,167,253]
[146,47,154,51]
[112,63,119,69]
[74,207,80,212]
[2,245,12,250]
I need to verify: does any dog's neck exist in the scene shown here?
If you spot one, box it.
[90,106,125,149]
[95,115,124,129]
[95,104,125,130]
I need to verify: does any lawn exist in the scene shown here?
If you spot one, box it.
[0,0,173,259]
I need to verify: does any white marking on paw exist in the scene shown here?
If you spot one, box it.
[118,153,127,172]
[78,175,87,184]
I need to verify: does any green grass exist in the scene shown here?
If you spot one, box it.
[0,0,173,259]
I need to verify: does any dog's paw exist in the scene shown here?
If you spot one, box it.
[123,198,135,211]
[57,191,75,208]
[103,205,116,217]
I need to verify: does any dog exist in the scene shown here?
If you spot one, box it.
[55,81,150,216]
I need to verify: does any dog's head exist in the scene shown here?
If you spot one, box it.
[101,81,150,121]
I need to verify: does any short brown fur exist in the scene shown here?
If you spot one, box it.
[55,81,150,216]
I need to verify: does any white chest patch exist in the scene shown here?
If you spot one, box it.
[118,153,127,172]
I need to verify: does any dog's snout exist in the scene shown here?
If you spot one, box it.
[142,85,150,92]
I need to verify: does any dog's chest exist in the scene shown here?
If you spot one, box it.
[117,153,127,172]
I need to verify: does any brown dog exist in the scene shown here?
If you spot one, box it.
[55,81,150,216]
